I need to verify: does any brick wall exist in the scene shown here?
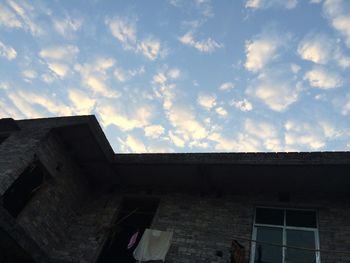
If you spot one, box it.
[150,192,350,263]
[15,133,121,263]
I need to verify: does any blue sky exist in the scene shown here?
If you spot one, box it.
[0,0,350,153]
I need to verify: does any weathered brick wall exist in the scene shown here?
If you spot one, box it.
[15,133,121,263]
[150,192,350,263]
[15,133,90,253]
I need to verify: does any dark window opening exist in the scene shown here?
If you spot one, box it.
[97,196,160,263]
[255,208,284,226]
[2,161,49,218]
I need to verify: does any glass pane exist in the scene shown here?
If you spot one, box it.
[286,230,316,263]
[254,227,283,263]
[286,210,317,228]
[255,208,284,225]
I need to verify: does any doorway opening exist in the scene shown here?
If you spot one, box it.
[97,196,160,263]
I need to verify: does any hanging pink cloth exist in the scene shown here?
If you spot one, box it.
[127,231,139,249]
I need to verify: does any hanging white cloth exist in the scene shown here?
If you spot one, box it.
[133,228,173,262]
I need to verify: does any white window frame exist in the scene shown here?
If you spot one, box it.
[250,207,321,263]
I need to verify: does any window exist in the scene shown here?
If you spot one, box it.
[250,207,320,263]
[2,161,49,218]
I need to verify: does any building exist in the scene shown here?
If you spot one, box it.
[0,115,350,263]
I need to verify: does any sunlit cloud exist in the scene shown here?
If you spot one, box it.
[106,16,165,60]
[179,31,223,53]
[39,45,79,61]
[284,119,341,150]
[114,66,145,82]
[98,100,153,131]
[144,124,165,138]
[219,82,234,91]
[230,98,253,112]
[22,69,37,82]
[297,33,350,68]
[53,15,82,38]
[197,94,216,110]
[245,0,298,10]
[3,0,43,35]
[75,57,119,98]
[0,40,17,60]
[215,106,228,117]
[304,66,343,89]
[121,135,147,153]
[68,89,96,115]
[247,68,302,111]
[323,0,350,48]
[244,30,285,72]
[48,63,69,78]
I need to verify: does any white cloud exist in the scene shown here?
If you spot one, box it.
[168,130,186,147]
[144,125,165,138]
[248,69,302,111]
[244,33,282,72]
[167,68,181,79]
[39,45,79,61]
[98,101,152,131]
[179,31,223,53]
[244,119,282,151]
[85,76,117,98]
[68,89,96,115]
[310,0,322,3]
[197,94,216,110]
[0,4,22,29]
[304,66,343,89]
[332,16,350,48]
[8,90,73,118]
[22,69,37,81]
[107,16,165,60]
[167,106,208,141]
[245,0,298,9]
[106,17,137,50]
[219,82,234,91]
[215,106,228,117]
[124,135,146,152]
[137,38,163,60]
[284,120,339,150]
[48,63,69,78]
[323,0,350,48]
[8,92,44,118]
[245,0,262,8]
[5,1,43,35]
[0,41,17,60]
[297,34,332,64]
[208,132,261,152]
[53,16,82,37]
[341,97,350,115]
[114,66,145,82]
[297,33,350,68]
[75,58,119,98]
[152,72,167,86]
[0,97,24,119]
[231,99,253,111]
[41,73,56,83]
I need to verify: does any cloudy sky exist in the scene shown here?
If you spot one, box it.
[0,0,350,153]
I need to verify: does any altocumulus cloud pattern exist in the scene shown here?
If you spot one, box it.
[0,0,350,152]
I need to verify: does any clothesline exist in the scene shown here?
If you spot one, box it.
[231,235,350,255]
